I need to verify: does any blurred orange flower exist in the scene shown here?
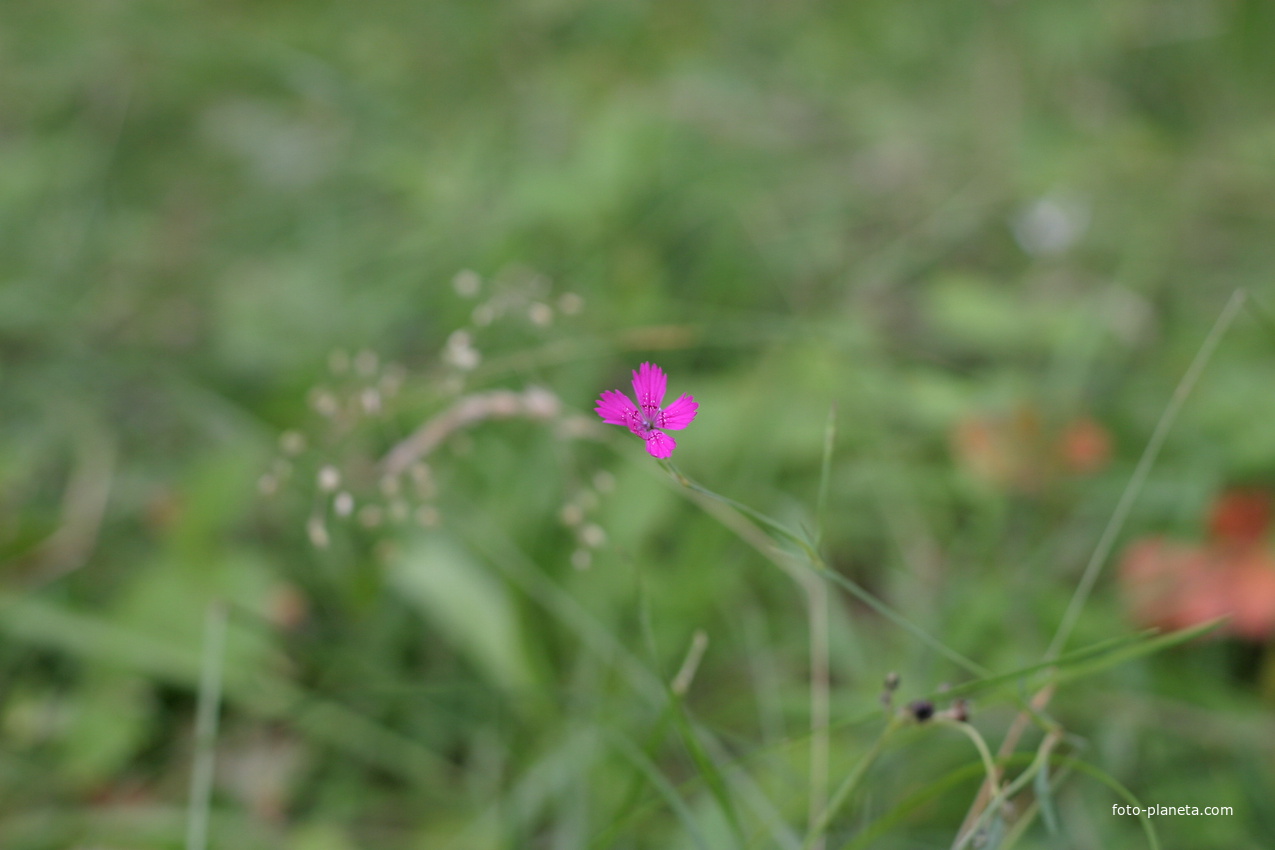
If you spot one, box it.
[1059,416,1112,475]
[951,405,1112,492]
[1119,488,1275,641]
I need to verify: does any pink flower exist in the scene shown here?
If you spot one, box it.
[594,362,698,458]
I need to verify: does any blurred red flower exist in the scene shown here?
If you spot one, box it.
[1119,488,1275,641]
[1207,487,1272,548]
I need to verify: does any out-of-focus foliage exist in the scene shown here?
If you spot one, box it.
[2,0,1275,847]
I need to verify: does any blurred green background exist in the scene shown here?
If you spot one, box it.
[3,0,1275,847]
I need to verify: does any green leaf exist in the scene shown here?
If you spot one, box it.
[1033,756,1060,836]
[815,404,837,548]
[388,533,536,694]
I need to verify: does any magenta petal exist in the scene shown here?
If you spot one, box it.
[643,430,677,458]
[657,394,698,430]
[631,362,667,416]
[595,390,643,434]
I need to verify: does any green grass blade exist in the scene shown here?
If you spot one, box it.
[663,687,748,848]
[1243,291,1275,345]
[1047,618,1224,688]
[658,465,989,678]
[185,601,227,850]
[606,731,713,850]
[1047,288,1246,659]
[815,405,837,548]
[0,592,450,782]
[1054,756,1160,850]
[839,758,1004,850]
[809,566,988,677]
[1033,755,1060,836]
[911,622,1220,706]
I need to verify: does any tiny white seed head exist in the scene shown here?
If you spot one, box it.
[279,430,307,456]
[560,503,584,527]
[528,301,553,327]
[307,517,330,549]
[309,389,339,417]
[557,292,584,315]
[580,523,607,548]
[354,349,379,377]
[317,465,341,492]
[452,269,482,298]
[334,492,354,517]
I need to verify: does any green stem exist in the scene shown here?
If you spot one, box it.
[659,460,988,677]
[804,718,901,849]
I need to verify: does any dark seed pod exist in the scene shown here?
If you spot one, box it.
[880,672,901,709]
[908,699,935,722]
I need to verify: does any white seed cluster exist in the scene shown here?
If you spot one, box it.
[276,267,587,553]
[557,469,617,570]
[452,269,482,298]
[444,330,481,371]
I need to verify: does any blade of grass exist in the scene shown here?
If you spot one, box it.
[1032,754,1060,836]
[805,575,831,850]
[954,729,1063,850]
[1052,756,1160,850]
[839,756,1031,850]
[636,580,749,850]
[920,620,1223,706]
[453,508,666,704]
[661,459,823,562]
[1046,618,1224,688]
[815,405,837,549]
[0,592,451,782]
[805,718,900,849]
[593,710,803,850]
[186,601,227,850]
[606,731,713,850]
[659,465,988,678]
[1243,291,1275,344]
[1047,288,1246,660]
[960,290,1248,839]
[698,729,803,850]
[590,705,679,849]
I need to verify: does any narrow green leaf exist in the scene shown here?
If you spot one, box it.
[387,533,536,694]
[1033,756,1059,835]
[1243,291,1275,346]
[1048,618,1224,689]
[1054,756,1161,850]
[810,566,988,677]
[815,405,837,548]
[840,758,1004,850]
[664,687,748,848]
[606,732,712,850]
[910,621,1222,707]
[0,592,448,781]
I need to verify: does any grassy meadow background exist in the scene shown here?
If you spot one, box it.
[3,1,1275,847]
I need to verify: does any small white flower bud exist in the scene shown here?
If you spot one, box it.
[317,466,341,492]
[334,492,354,517]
